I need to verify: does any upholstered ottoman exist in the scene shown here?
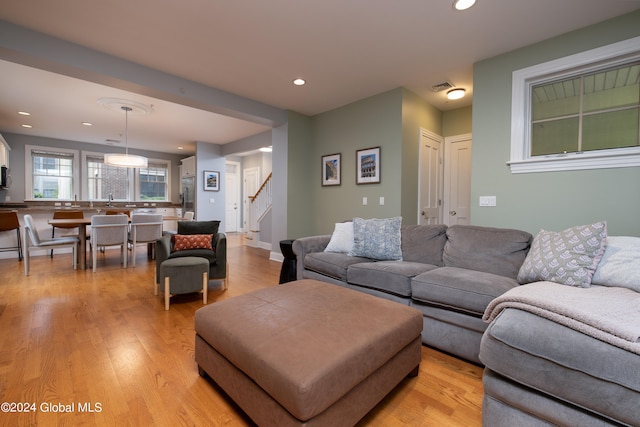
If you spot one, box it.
[194,279,423,426]
[156,256,209,310]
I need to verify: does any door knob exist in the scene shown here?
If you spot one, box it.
[449,210,457,216]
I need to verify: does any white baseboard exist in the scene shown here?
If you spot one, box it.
[269,251,283,263]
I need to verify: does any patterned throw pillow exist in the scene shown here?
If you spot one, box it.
[517,221,607,287]
[349,217,402,260]
[172,234,213,251]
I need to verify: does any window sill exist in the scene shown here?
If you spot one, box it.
[508,150,640,173]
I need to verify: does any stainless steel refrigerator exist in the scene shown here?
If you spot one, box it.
[181,176,195,213]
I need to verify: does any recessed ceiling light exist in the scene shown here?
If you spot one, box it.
[453,0,476,11]
[293,78,306,86]
[259,146,273,152]
[82,122,93,126]
[21,124,33,128]
[18,111,30,116]
[177,146,184,150]
[447,88,466,100]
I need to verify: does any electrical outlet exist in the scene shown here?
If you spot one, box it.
[379,197,385,205]
[362,197,368,206]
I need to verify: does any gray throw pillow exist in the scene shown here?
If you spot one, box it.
[350,217,402,260]
[517,221,607,287]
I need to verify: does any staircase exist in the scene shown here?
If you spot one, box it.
[246,172,272,246]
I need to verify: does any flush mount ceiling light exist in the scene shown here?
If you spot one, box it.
[453,0,476,11]
[447,88,466,100]
[293,78,306,86]
[104,105,148,168]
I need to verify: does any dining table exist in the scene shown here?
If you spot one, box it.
[48,215,182,270]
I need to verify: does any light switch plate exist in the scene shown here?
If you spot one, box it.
[479,196,497,206]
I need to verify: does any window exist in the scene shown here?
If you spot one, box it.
[25,145,79,200]
[86,154,130,201]
[83,152,169,202]
[509,36,640,173]
[139,162,168,201]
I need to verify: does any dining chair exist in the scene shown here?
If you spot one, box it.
[90,214,129,272]
[163,211,195,236]
[23,214,78,276]
[0,211,23,261]
[128,213,163,267]
[50,210,84,257]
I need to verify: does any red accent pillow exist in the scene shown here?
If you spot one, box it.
[172,234,213,251]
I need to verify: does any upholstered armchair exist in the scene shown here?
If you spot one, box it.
[156,220,228,288]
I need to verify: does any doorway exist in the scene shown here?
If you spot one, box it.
[225,161,241,232]
[418,130,472,227]
[443,134,472,226]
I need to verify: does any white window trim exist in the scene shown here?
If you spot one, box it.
[509,35,640,174]
[25,144,80,201]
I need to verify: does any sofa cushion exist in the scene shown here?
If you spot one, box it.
[304,252,372,281]
[350,217,403,261]
[411,267,520,316]
[480,308,640,426]
[347,261,439,297]
[443,225,532,279]
[517,221,607,288]
[400,224,447,266]
[169,247,217,265]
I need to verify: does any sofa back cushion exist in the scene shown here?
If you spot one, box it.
[443,225,532,279]
[401,224,448,266]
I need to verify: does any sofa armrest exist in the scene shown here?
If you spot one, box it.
[155,235,172,283]
[292,235,331,280]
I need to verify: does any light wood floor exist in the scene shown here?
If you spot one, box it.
[0,234,483,426]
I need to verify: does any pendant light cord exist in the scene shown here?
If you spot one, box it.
[122,106,132,156]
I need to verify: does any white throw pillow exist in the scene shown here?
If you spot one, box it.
[592,236,640,292]
[324,222,354,253]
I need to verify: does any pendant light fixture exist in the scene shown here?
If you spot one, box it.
[104,105,148,168]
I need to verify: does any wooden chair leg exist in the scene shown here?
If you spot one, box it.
[202,272,208,305]
[164,277,170,311]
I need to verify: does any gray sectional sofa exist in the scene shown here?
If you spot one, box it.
[293,222,640,426]
[293,224,533,364]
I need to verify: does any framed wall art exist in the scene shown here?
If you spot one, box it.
[321,153,341,186]
[203,170,220,191]
[356,146,381,185]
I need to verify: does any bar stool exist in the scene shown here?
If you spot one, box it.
[0,211,23,261]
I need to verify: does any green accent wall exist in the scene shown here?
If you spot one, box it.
[286,111,314,239]
[286,88,443,236]
[401,89,443,224]
[443,106,472,136]
[472,10,640,236]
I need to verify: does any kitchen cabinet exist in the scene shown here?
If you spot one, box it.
[181,156,196,177]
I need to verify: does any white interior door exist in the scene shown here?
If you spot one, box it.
[443,134,472,226]
[418,129,443,225]
[243,167,260,231]
[225,162,240,232]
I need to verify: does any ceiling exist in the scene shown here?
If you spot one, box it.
[1,0,639,156]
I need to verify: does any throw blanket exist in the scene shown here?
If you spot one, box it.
[483,281,640,355]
